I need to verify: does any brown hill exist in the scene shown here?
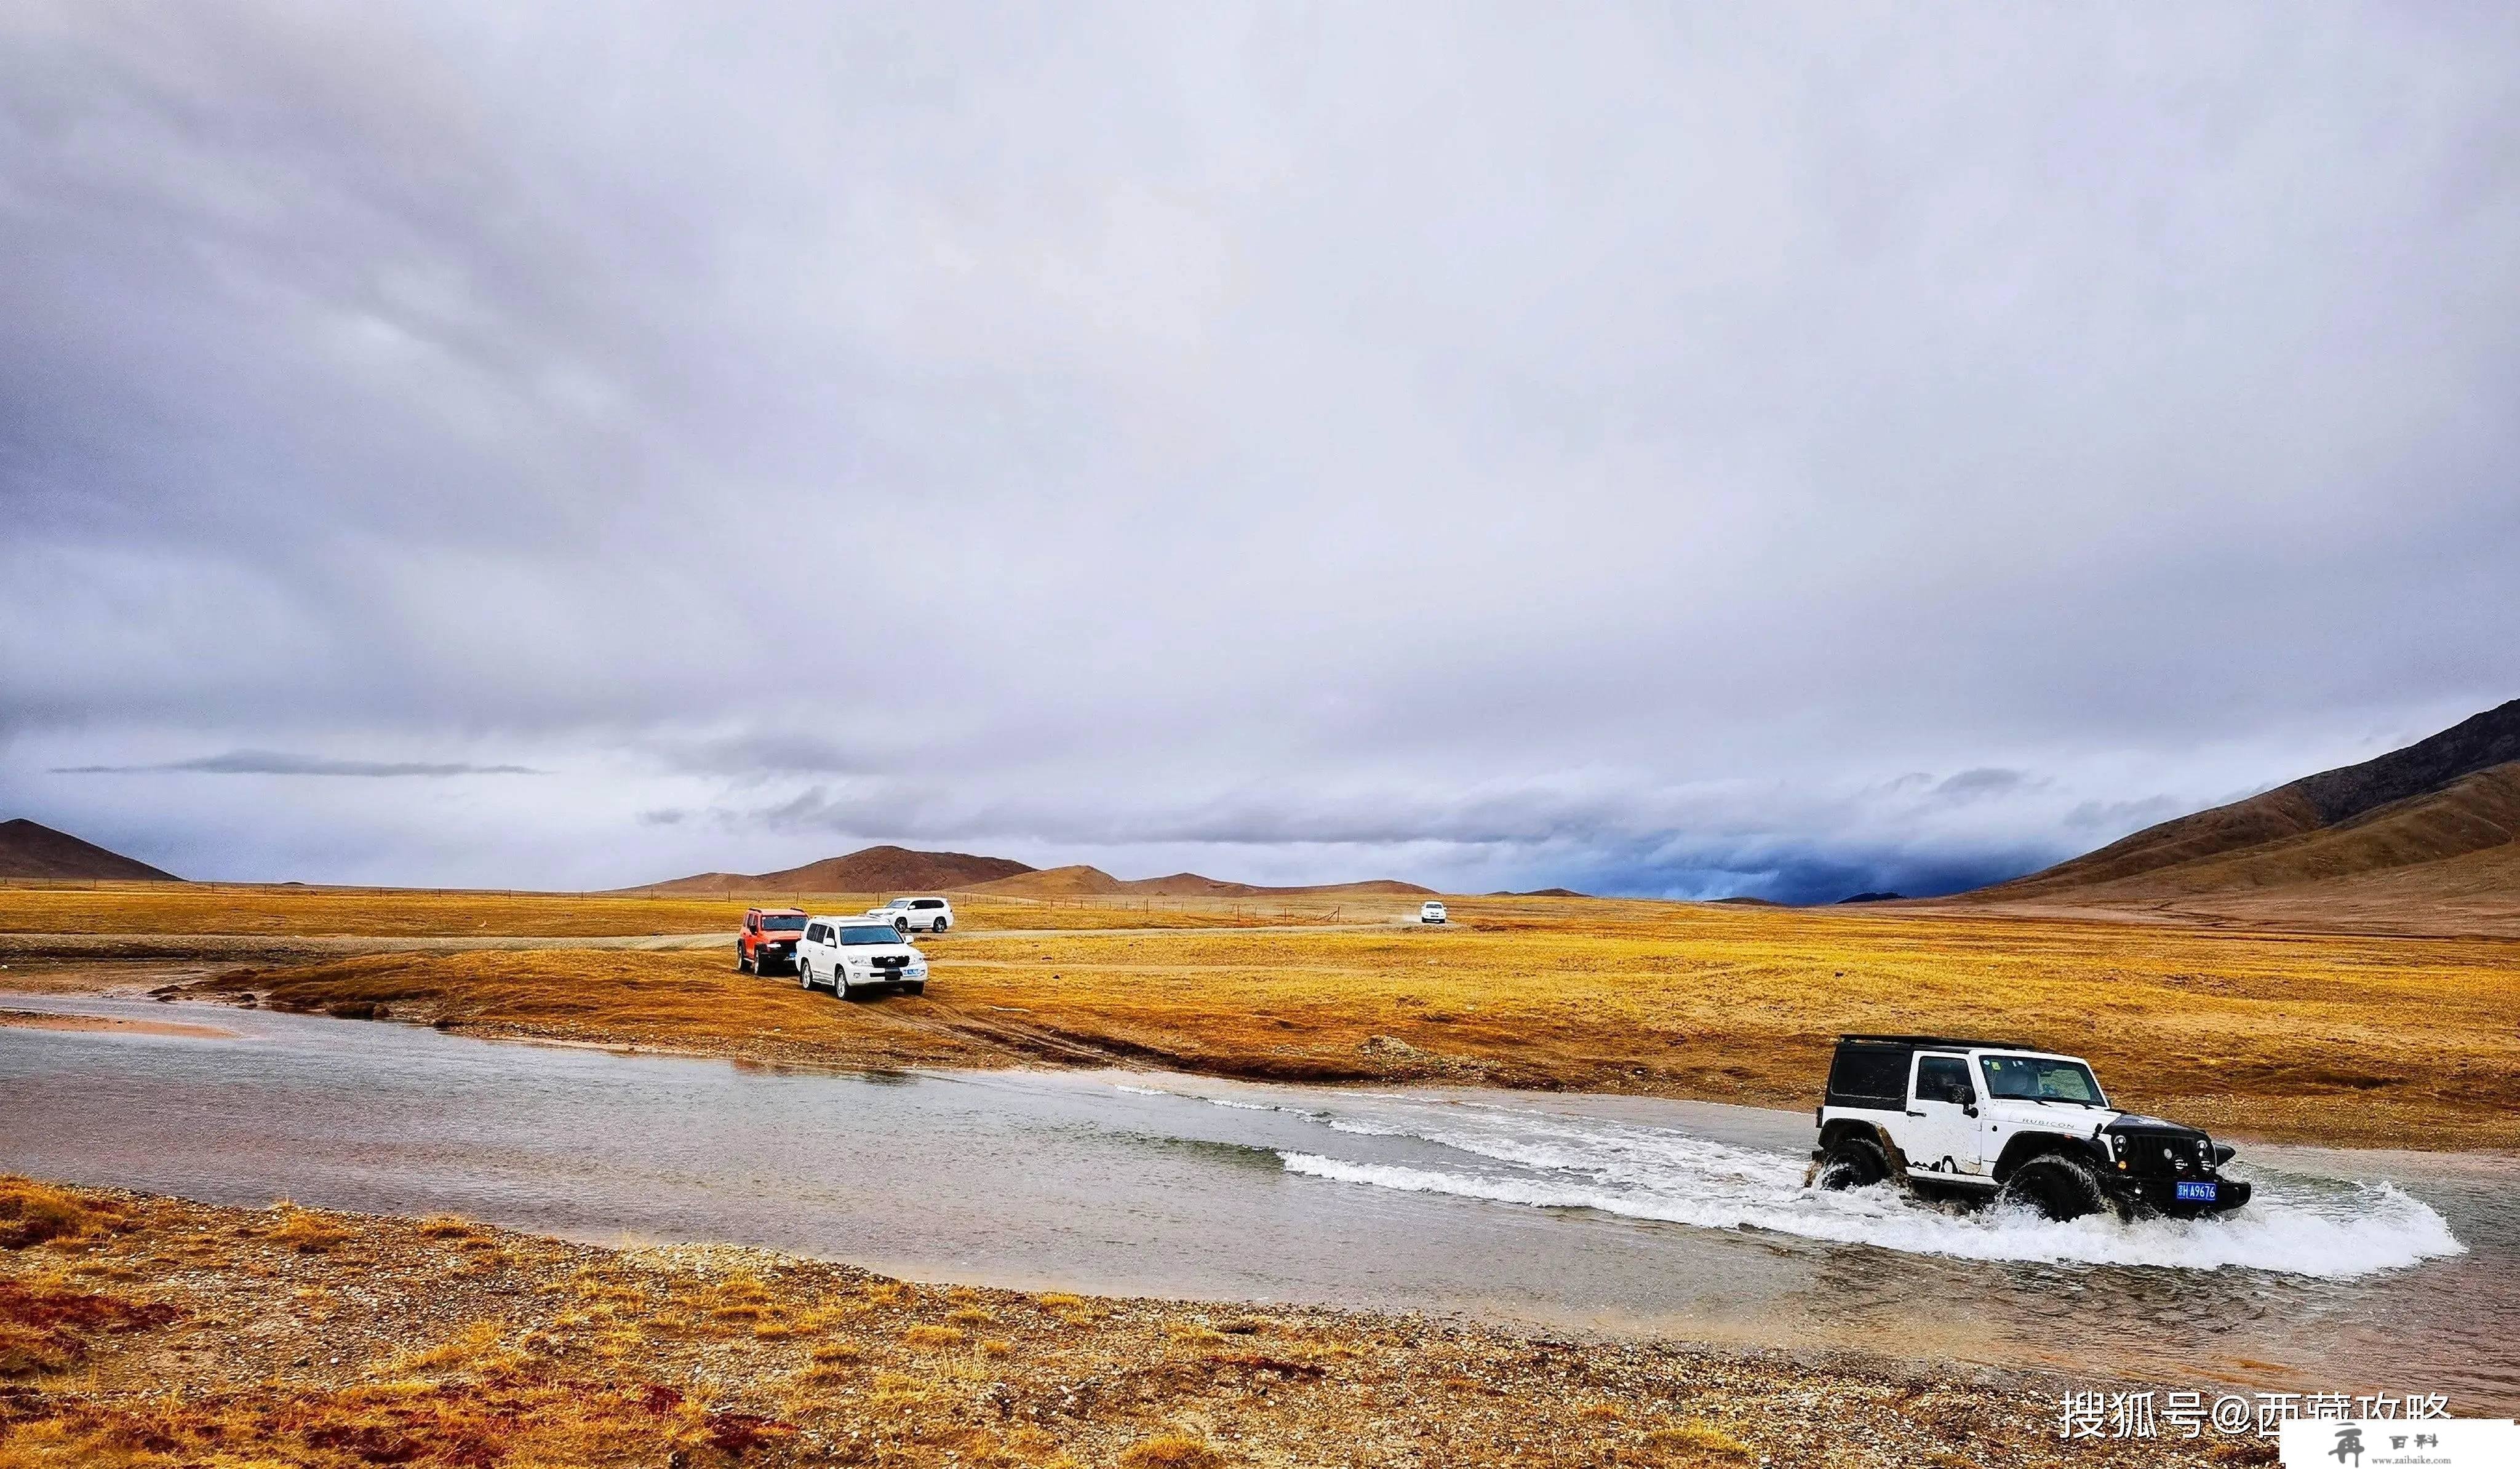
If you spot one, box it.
[970,866,1433,899]
[1963,698,2520,935]
[637,845,1034,896]
[970,864,1129,898]
[0,819,181,882]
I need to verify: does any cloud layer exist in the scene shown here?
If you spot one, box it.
[3,4,2516,899]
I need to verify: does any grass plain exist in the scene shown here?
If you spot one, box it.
[0,883,1349,938]
[7,882,2514,1150]
[0,1178,2230,1469]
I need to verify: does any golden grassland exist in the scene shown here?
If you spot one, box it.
[0,882,1366,939]
[21,885,2500,1150]
[0,1177,2235,1469]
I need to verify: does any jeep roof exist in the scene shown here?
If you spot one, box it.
[1834,1033,2020,1049]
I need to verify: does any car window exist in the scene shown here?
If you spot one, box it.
[1980,1054,2103,1104]
[914,899,942,909]
[1828,1046,1908,1106]
[1914,1054,1974,1105]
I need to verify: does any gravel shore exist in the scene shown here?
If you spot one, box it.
[0,1177,2252,1468]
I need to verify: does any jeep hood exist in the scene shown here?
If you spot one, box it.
[2102,1113,2207,1138]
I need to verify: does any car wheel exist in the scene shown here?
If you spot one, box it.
[1814,1136,1892,1192]
[893,919,909,937]
[934,917,949,933]
[739,946,756,976]
[798,960,813,990]
[832,968,851,1001]
[1998,1153,2113,1222]
[907,981,926,997]
[735,944,746,973]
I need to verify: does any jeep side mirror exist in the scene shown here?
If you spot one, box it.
[1962,1102,1979,1118]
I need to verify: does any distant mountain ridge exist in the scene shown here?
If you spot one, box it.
[636,845,1034,896]
[1967,698,2520,933]
[970,866,1432,899]
[0,818,181,882]
[637,845,1432,899]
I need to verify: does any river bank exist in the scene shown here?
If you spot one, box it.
[7,883,2518,1152]
[0,1176,2242,1468]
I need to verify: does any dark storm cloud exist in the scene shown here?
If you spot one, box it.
[52,752,543,777]
[2,2,2516,894]
[1932,769,2037,800]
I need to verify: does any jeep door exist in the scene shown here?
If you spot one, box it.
[1906,1053,1988,1179]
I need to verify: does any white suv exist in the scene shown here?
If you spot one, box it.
[1809,1033,2250,1220]
[1419,901,1448,924]
[875,896,953,934]
[795,916,930,998]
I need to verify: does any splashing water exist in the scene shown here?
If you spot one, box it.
[1165,1088,2464,1278]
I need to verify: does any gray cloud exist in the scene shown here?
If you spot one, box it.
[52,752,543,778]
[1932,768,2038,800]
[2,3,2516,899]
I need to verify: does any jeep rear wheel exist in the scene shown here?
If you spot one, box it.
[1814,1136,1892,1192]
[1998,1153,2113,1222]
[738,945,754,975]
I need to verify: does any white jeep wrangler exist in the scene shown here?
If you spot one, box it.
[874,896,953,934]
[1809,1033,2251,1220]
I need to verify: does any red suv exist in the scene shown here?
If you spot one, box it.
[735,908,809,975]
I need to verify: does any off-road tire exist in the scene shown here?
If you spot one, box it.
[1814,1136,1893,1192]
[907,981,927,997]
[1998,1152,2114,1222]
[931,917,949,934]
[798,961,813,991]
[832,969,851,1001]
[738,945,755,976]
[893,918,910,937]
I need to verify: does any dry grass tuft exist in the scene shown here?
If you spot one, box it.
[266,1204,354,1254]
[1119,1433,1225,1468]
[1645,1419,1754,1462]
[0,1177,118,1250]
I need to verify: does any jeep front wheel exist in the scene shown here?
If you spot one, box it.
[1998,1153,2112,1222]
[1814,1136,1892,1192]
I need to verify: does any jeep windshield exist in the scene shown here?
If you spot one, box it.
[759,915,807,932]
[838,925,902,945]
[1979,1054,2105,1105]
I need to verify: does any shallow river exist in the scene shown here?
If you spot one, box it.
[2,992,2511,1413]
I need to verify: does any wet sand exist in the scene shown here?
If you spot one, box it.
[0,1006,237,1039]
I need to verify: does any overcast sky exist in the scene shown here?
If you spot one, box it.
[3,4,2516,901]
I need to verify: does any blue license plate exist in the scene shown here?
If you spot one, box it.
[2175,1181,2218,1203]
